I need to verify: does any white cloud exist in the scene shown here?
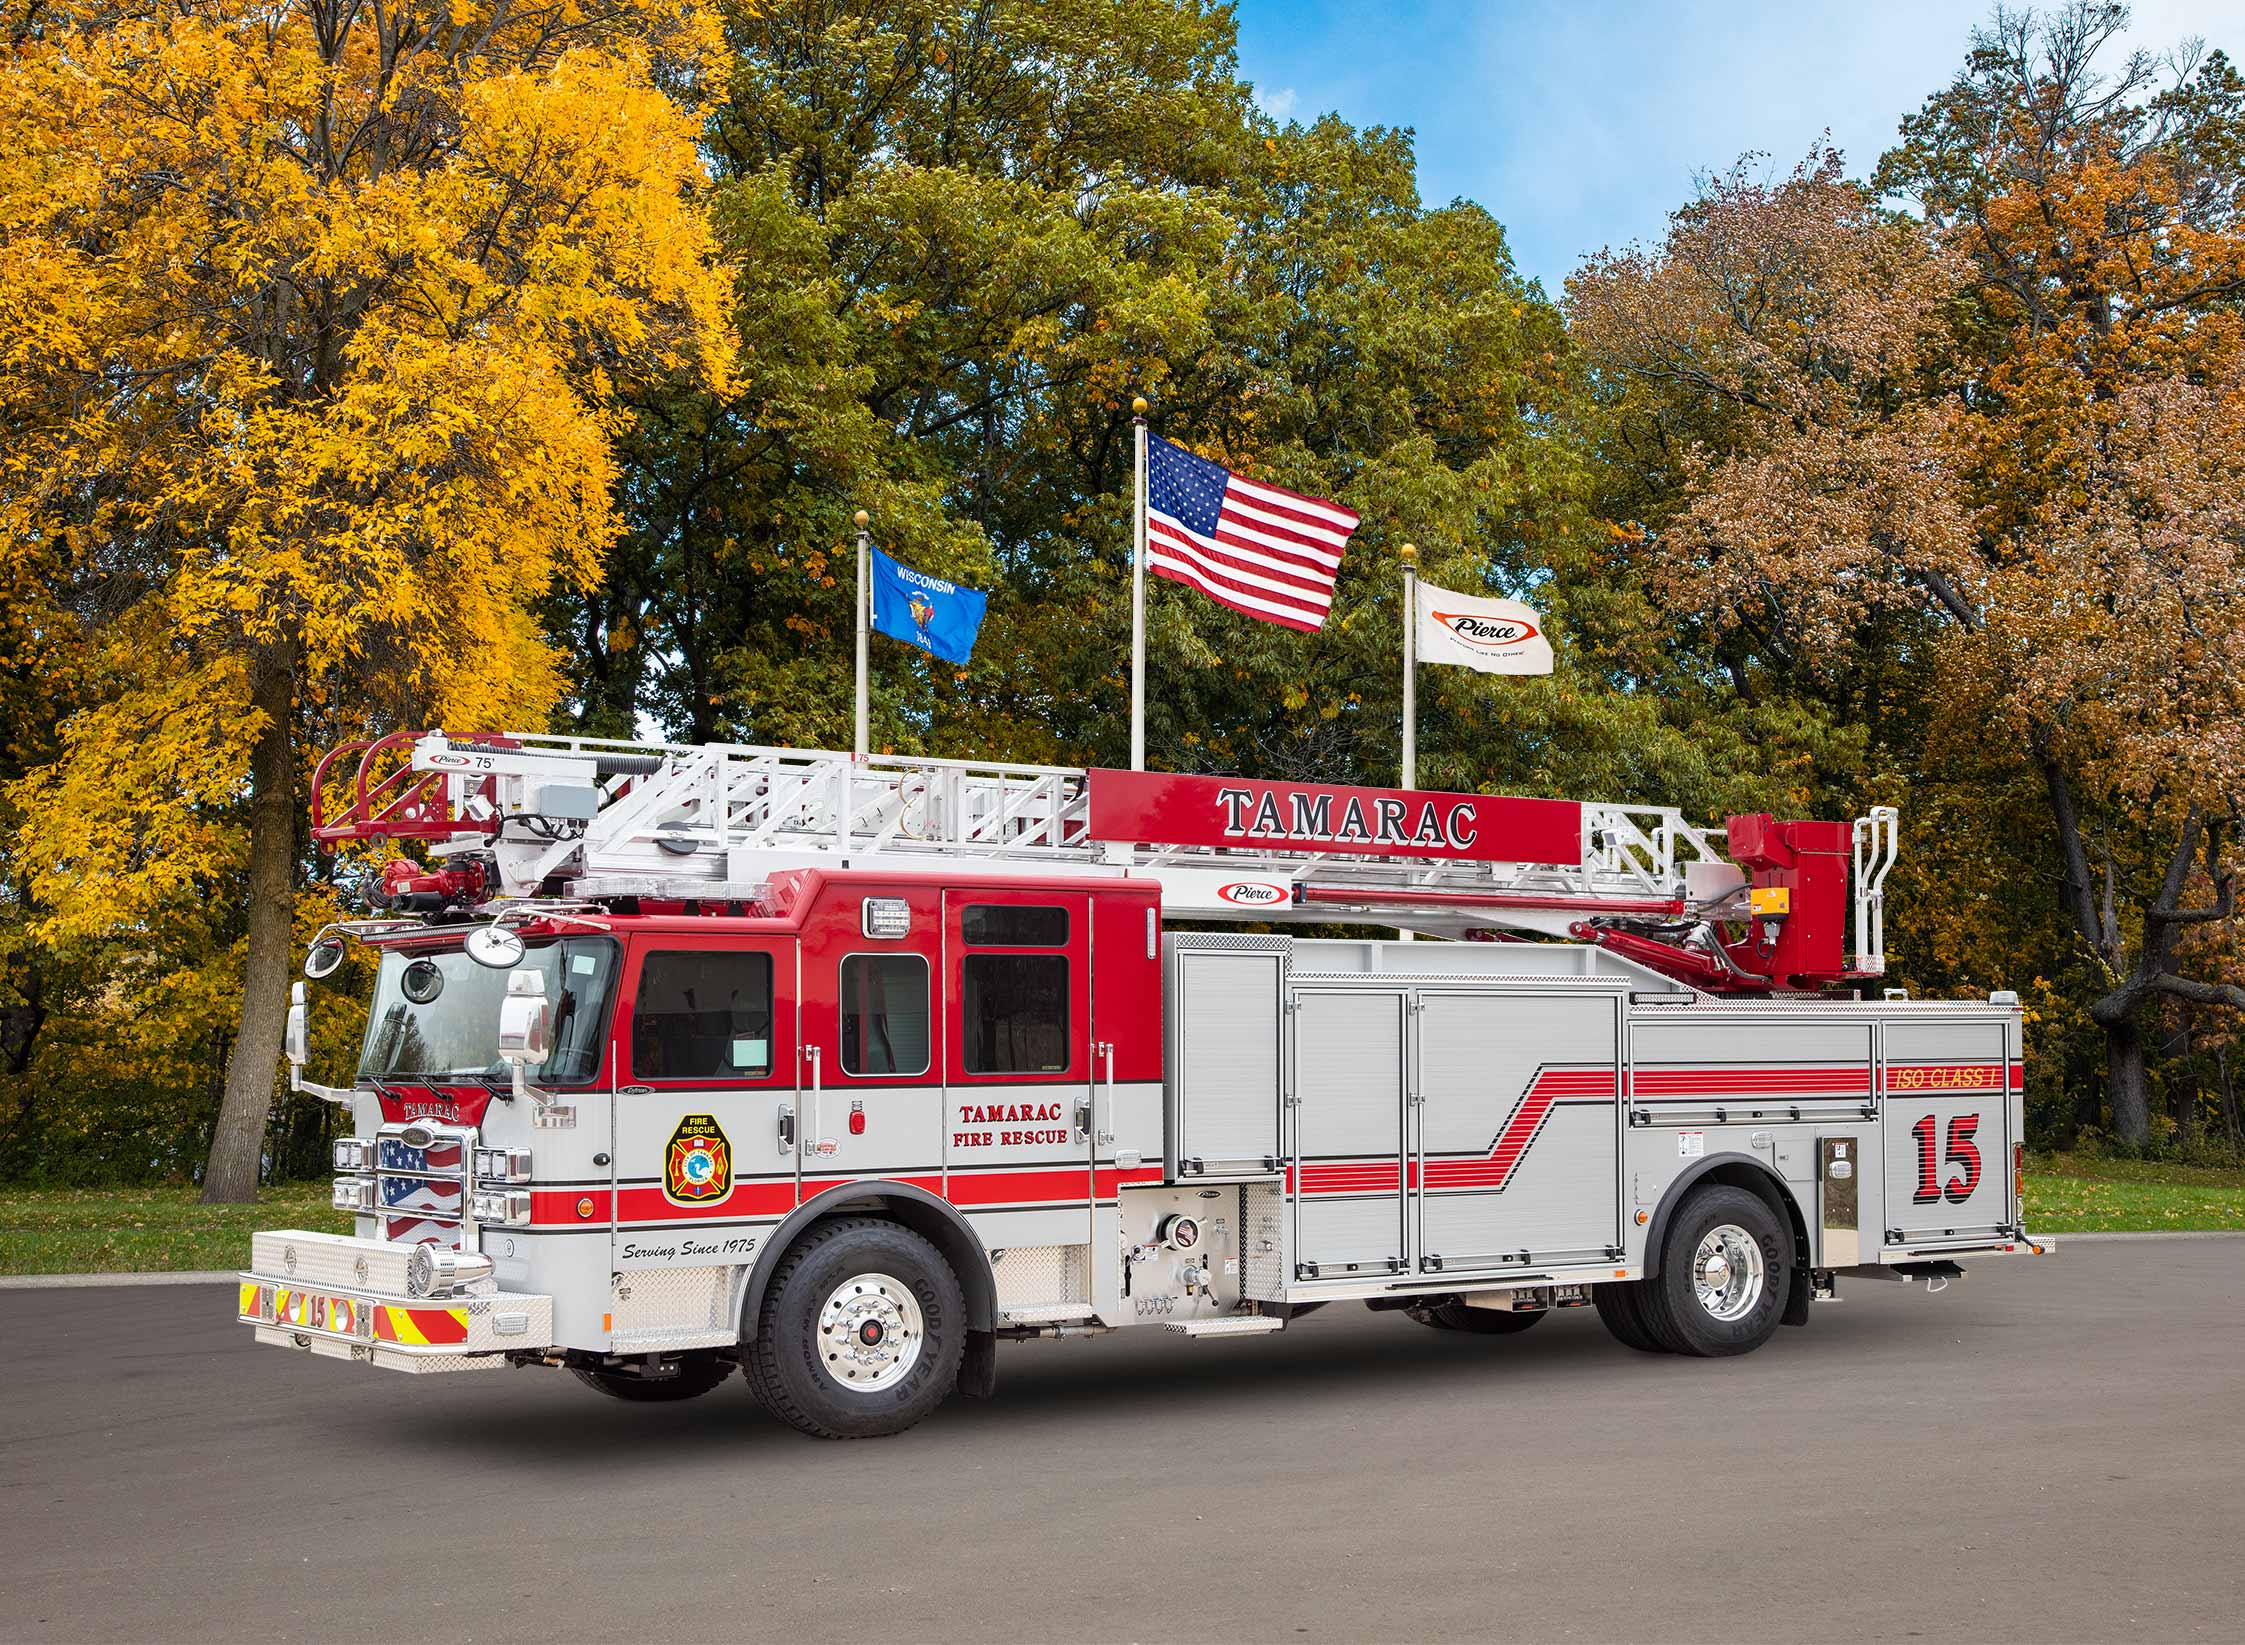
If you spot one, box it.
[1261,84,1299,122]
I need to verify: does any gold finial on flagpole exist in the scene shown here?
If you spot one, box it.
[854,509,869,528]
[1399,541,1417,565]
[1132,396,1148,416]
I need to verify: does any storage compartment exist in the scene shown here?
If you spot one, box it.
[1163,935,1287,1176]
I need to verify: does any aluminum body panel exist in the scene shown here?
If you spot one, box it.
[1290,989,1409,1275]
[1164,945,1285,1172]
[1413,991,1622,1268]
[1881,1017,2015,1244]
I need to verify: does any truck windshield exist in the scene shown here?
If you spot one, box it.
[358,937,617,1085]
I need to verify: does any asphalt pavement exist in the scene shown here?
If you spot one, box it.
[2,1237,2239,1643]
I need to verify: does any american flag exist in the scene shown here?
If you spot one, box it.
[1145,434,1359,632]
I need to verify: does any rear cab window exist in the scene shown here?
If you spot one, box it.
[959,903,1073,1077]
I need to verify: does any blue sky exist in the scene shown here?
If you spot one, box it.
[1232,0,2237,294]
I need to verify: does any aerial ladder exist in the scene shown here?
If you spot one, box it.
[310,731,1898,995]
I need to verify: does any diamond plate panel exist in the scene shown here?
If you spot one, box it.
[609,1265,735,1334]
[1240,1184,1287,1301]
[249,1230,415,1295]
[993,1244,1089,1313]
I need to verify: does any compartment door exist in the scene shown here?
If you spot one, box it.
[1882,1020,2014,1244]
[1290,989,1408,1279]
[1414,991,1622,1270]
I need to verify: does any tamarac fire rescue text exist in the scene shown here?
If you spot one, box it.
[243,731,2044,1438]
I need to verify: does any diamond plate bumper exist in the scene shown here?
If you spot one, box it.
[239,1229,552,1374]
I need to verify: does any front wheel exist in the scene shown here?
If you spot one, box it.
[1406,1300,1547,1335]
[1640,1185,1791,1357]
[572,1352,735,1402]
[744,1218,966,1439]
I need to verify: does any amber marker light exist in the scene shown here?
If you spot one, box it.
[577,1196,595,1219]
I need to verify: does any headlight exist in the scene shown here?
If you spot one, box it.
[332,1138,370,1172]
[406,1244,495,1298]
[473,1146,532,1184]
[471,1188,532,1227]
[331,1176,376,1211]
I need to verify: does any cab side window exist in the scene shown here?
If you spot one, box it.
[632,951,773,1081]
[840,954,931,1076]
[960,905,1071,1076]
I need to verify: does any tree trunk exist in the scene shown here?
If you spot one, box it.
[2218,1044,2240,1152]
[201,648,298,1203]
[2105,1017,2148,1147]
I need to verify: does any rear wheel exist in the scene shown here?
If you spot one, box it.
[1406,1299,1547,1335]
[744,1217,965,1439]
[1641,1185,1790,1357]
[573,1352,735,1402]
[1592,1282,1668,1353]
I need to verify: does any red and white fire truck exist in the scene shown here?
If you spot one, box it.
[241,732,2044,1438]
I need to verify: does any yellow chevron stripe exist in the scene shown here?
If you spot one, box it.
[237,1282,258,1319]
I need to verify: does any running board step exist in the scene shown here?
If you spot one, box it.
[1164,1315,1286,1338]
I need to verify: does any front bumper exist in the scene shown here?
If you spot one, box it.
[239,1229,553,1374]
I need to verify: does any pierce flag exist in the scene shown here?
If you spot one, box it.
[868,546,986,666]
[1413,580,1553,675]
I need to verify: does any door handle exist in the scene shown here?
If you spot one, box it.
[802,1045,831,1157]
[1095,1041,1116,1147]
[776,1104,795,1155]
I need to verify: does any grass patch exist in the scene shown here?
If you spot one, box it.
[2024,1152,2245,1233]
[0,1154,2237,1275]
[0,1183,349,1275]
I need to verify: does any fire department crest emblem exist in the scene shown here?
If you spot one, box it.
[663,1113,732,1206]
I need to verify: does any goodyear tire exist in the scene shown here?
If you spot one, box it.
[1641,1185,1790,1357]
[1592,1282,1668,1354]
[744,1217,965,1439]
[1406,1299,1546,1334]
[573,1352,735,1402]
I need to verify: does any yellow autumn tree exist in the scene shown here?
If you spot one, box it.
[0,0,733,1198]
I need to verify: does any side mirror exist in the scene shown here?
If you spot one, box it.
[496,970,552,1066]
[464,923,525,969]
[304,935,347,981]
[285,981,310,1068]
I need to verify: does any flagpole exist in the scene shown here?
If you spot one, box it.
[1130,396,1148,771]
[1398,543,1418,944]
[853,509,870,759]
[1400,542,1417,790]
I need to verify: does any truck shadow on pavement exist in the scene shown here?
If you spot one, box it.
[333,1307,1871,1467]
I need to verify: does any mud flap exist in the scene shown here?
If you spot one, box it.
[957,1330,999,1399]
[1781,1262,1812,1327]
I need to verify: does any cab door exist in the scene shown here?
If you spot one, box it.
[943,890,1095,1247]
[610,935,797,1271]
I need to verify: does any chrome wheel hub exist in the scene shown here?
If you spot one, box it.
[1692,1224,1765,1322]
[818,1272,923,1392]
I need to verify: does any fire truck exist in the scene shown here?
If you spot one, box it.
[241,732,2045,1438]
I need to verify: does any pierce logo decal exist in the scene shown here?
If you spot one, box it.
[1431,610,1541,650]
[1216,881,1288,906]
[664,1113,732,1206]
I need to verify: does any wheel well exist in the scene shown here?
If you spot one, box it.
[1643,1155,1812,1284]
[739,1183,997,1343]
